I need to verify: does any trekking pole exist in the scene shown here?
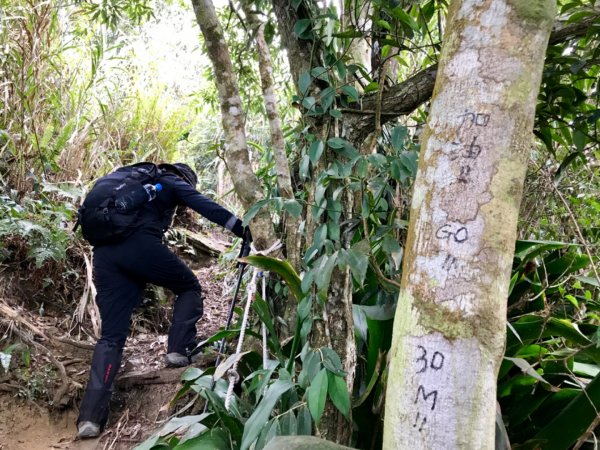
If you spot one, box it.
[214,262,246,368]
[203,235,251,413]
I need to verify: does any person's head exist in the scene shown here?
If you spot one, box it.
[173,163,198,187]
[160,162,198,187]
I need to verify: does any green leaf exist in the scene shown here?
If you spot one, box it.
[302,96,316,110]
[132,435,169,450]
[399,151,418,177]
[214,351,250,381]
[297,295,312,322]
[314,251,338,293]
[327,137,346,149]
[382,234,403,269]
[243,199,271,226]
[375,19,391,30]
[313,224,328,249]
[364,82,379,93]
[307,368,328,424]
[283,199,303,218]
[332,30,364,38]
[298,349,321,388]
[342,241,370,286]
[240,380,293,450]
[513,240,570,266]
[299,154,311,180]
[574,276,600,288]
[391,126,408,150]
[390,159,410,183]
[296,405,312,435]
[341,85,359,101]
[300,270,314,293]
[310,66,328,81]
[327,372,350,417]
[354,304,396,321]
[174,428,230,450]
[503,357,550,385]
[255,418,280,450]
[196,328,243,349]
[308,140,324,164]
[321,347,345,376]
[329,109,342,119]
[390,6,420,31]
[328,221,340,241]
[320,87,335,111]
[181,367,203,381]
[241,255,303,302]
[280,410,297,435]
[293,19,312,39]
[573,362,600,378]
[298,71,311,95]
[368,153,387,167]
[532,372,600,450]
[545,253,590,275]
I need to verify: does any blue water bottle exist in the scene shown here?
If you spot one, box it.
[115,183,163,212]
[145,183,162,201]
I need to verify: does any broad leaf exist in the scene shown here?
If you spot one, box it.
[307,368,328,424]
[241,255,302,302]
[240,380,293,450]
[298,71,311,95]
[308,140,324,164]
[296,405,312,435]
[283,199,302,218]
[327,372,350,417]
[174,428,230,450]
[531,372,600,450]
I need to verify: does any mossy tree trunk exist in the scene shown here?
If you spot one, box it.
[190,0,274,250]
[383,0,555,448]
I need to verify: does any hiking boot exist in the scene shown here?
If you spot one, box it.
[78,421,100,438]
[165,350,204,367]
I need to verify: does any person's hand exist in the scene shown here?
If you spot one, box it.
[231,218,244,238]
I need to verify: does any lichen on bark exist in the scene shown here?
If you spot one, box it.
[383,0,556,447]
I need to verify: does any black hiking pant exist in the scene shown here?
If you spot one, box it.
[77,229,203,428]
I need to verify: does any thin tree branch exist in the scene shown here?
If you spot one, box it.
[347,12,600,143]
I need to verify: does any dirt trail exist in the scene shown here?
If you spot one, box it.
[0,261,238,450]
[0,397,97,450]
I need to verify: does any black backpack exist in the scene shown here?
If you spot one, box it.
[76,162,161,246]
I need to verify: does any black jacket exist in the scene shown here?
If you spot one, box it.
[136,172,241,237]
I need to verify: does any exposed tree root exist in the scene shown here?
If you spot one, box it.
[10,326,72,406]
[0,301,48,339]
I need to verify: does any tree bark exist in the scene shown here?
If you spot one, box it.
[383,0,555,448]
[343,0,372,94]
[311,266,356,444]
[190,0,274,250]
[240,2,301,269]
[344,11,599,143]
[271,0,315,88]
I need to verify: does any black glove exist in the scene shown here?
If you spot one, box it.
[240,227,252,258]
[243,226,252,243]
[231,218,244,238]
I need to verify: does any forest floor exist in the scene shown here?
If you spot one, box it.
[0,231,240,450]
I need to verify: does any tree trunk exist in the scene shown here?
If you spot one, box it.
[240,1,301,269]
[383,0,555,448]
[311,266,356,444]
[190,0,274,250]
[343,0,372,94]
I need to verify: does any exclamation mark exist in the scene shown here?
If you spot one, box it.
[413,412,427,432]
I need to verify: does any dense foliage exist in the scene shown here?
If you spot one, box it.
[1,0,598,448]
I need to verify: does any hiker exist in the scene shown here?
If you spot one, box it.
[76,162,250,438]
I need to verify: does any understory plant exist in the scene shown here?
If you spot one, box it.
[135,256,351,450]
